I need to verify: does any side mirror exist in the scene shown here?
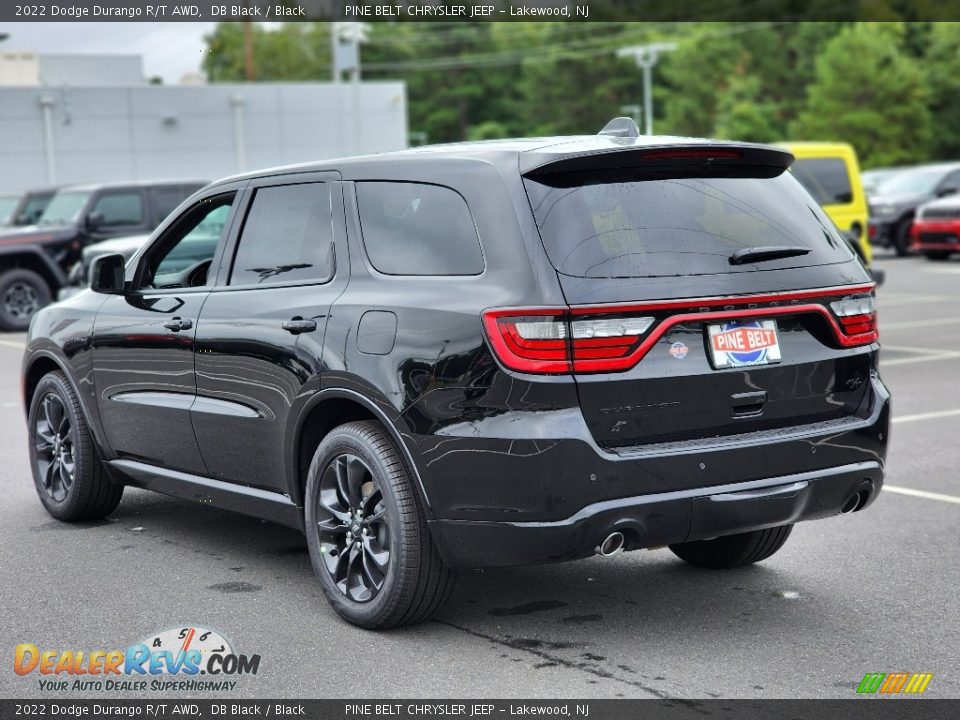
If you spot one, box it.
[937,186,958,197]
[85,212,105,232]
[89,254,126,294]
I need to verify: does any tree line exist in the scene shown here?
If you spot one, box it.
[202,22,960,168]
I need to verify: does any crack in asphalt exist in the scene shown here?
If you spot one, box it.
[435,619,705,707]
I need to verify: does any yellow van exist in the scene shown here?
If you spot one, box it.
[778,142,874,268]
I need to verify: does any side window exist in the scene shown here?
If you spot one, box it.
[356,182,484,275]
[90,191,145,227]
[790,158,853,205]
[152,187,190,222]
[229,183,333,286]
[139,194,234,290]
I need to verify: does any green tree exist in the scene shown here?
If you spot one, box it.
[203,23,330,82]
[714,75,780,143]
[790,23,931,167]
[923,23,960,159]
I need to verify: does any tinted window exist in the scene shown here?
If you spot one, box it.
[524,170,852,279]
[19,193,53,225]
[791,158,853,205]
[356,182,483,275]
[230,183,333,286]
[92,191,144,226]
[152,187,190,222]
[39,191,90,226]
[144,195,234,289]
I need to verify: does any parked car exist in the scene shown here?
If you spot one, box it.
[56,234,151,302]
[22,121,888,629]
[861,167,909,196]
[778,142,875,273]
[868,162,960,255]
[0,180,205,330]
[910,195,960,260]
[1,187,61,228]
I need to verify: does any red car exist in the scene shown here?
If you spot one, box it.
[911,196,960,260]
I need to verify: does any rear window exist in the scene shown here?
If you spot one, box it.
[356,182,484,276]
[791,158,854,205]
[523,170,852,279]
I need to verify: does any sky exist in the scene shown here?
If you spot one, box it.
[0,23,219,83]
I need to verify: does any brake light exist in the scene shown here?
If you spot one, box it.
[830,295,878,343]
[643,149,742,160]
[481,310,654,374]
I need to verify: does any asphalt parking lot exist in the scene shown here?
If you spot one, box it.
[1,252,958,700]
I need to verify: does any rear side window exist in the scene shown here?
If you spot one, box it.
[91,191,145,227]
[523,170,852,279]
[791,158,854,205]
[356,182,483,275]
[230,183,333,286]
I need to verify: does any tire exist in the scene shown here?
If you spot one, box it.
[924,251,951,261]
[28,371,123,521]
[892,219,913,257]
[0,268,52,331]
[669,524,793,569]
[304,420,455,629]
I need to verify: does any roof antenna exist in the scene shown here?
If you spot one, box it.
[598,117,640,138]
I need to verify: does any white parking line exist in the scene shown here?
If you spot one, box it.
[891,408,960,424]
[884,485,960,505]
[881,317,960,330]
[0,339,25,349]
[881,350,960,367]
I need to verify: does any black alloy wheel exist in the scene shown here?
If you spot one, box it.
[316,453,391,603]
[34,392,77,503]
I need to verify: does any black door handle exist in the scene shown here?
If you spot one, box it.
[282,317,317,335]
[163,317,193,332]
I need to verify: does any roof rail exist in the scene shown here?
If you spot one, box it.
[598,117,640,138]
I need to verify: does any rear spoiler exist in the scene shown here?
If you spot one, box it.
[520,142,795,178]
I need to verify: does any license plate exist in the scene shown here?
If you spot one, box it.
[707,320,782,369]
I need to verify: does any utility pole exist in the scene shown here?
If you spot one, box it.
[331,22,368,83]
[617,42,677,136]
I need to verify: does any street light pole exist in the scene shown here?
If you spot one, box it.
[617,43,677,136]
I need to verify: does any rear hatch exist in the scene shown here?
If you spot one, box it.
[520,145,878,449]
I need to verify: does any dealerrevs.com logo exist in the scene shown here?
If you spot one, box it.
[856,672,933,695]
[14,626,260,693]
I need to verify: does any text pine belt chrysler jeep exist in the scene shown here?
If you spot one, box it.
[22,119,889,629]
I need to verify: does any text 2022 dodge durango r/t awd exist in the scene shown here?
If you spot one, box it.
[22,121,889,629]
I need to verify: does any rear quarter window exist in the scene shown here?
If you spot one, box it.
[356,182,484,276]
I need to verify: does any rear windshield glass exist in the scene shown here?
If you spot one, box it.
[523,170,852,279]
[791,158,853,205]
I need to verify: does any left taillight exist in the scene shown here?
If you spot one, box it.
[481,309,655,374]
[830,294,878,345]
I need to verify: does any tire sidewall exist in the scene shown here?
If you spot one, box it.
[304,426,412,627]
[0,268,51,331]
[28,373,92,519]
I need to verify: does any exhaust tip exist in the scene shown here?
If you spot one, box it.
[840,494,860,514]
[598,531,625,557]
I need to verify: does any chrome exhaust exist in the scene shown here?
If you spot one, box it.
[598,531,625,557]
[840,493,860,514]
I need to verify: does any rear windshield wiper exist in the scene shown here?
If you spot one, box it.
[729,246,811,265]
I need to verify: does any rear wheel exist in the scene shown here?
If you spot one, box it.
[0,268,51,331]
[669,524,793,569]
[304,421,455,629]
[28,371,123,521]
[924,251,951,261]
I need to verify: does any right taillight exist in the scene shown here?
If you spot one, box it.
[830,294,878,345]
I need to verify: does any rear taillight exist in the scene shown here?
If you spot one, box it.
[830,295,878,344]
[482,310,654,374]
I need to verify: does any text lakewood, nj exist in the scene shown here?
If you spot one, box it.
[345,4,590,17]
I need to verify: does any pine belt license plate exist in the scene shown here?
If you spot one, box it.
[707,320,782,369]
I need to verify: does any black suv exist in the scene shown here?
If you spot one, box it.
[22,123,889,629]
[0,180,205,330]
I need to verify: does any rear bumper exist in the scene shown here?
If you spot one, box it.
[429,462,883,567]
[418,374,889,568]
[910,220,960,253]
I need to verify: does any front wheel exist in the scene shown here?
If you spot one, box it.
[893,219,913,257]
[28,371,123,521]
[669,524,793,569]
[304,421,455,629]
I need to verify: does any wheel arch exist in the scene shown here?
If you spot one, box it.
[288,388,432,517]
